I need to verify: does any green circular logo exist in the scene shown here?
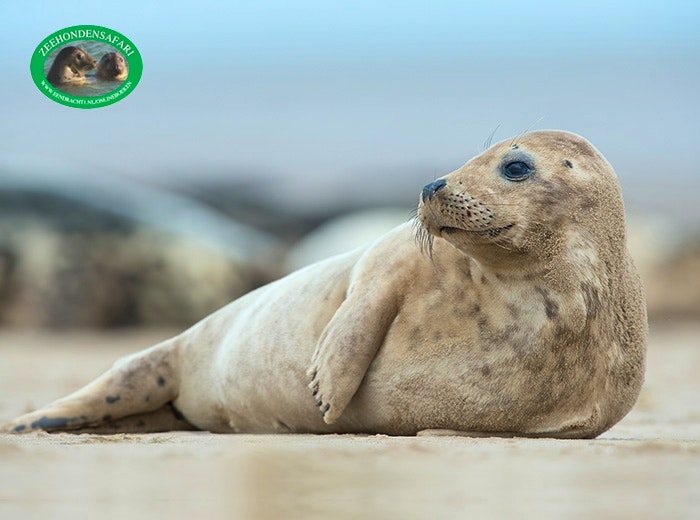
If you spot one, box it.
[30,25,142,109]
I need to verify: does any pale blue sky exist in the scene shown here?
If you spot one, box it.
[1,1,699,216]
[5,1,698,59]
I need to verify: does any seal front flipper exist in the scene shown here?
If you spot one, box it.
[307,286,399,424]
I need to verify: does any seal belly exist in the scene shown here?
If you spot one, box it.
[174,249,361,433]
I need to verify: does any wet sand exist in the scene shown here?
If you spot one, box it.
[1,325,698,519]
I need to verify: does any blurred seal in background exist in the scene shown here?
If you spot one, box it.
[0,155,281,328]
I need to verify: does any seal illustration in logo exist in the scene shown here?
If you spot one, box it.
[31,25,142,108]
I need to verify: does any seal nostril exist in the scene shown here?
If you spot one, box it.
[421,179,447,203]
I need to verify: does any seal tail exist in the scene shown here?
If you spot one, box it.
[3,335,195,434]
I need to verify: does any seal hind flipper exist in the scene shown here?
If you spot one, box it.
[67,403,197,434]
[3,337,186,433]
[307,287,398,424]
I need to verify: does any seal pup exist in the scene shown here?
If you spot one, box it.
[96,52,128,81]
[46,46,97,86]
[3,131,647,438]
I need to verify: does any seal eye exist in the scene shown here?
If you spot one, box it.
[502,161,532,181]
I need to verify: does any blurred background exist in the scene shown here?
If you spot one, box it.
[1,0,699,328]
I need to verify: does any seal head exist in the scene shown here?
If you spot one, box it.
[418,131,625,272]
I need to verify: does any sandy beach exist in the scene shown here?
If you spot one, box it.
[0,324,698,519]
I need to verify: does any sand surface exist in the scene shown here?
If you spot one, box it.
[0,325,698,519]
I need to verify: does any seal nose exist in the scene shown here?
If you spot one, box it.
[421,179,447,203]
